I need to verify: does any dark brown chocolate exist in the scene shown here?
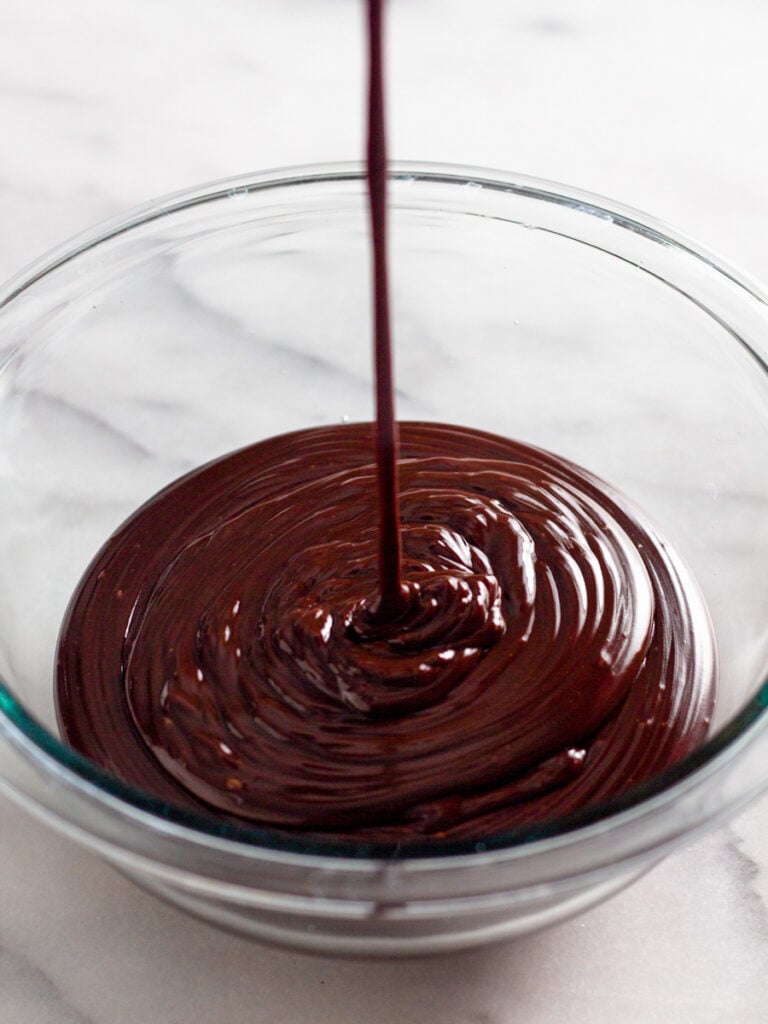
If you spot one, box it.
[366,0,405,621]
[55,422,716,840]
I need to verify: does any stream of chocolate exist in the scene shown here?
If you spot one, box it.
[54,0,716,842]
[366,0,404,620]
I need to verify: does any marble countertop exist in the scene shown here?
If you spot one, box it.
[2,0,768,1020]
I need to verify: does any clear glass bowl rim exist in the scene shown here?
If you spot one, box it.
[0,159,767,865]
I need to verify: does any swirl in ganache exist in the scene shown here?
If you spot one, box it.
[56,423,716,840]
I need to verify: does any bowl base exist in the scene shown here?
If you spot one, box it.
[118,861,655,957]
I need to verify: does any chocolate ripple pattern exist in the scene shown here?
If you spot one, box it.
[56,423,716,841]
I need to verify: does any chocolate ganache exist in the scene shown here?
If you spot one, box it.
[55,422,716,841]
[55,0,716,842]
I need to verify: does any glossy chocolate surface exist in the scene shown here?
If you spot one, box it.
[56,422,716,840]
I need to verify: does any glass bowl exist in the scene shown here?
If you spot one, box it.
[0,162,767,957]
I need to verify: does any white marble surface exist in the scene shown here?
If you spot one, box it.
[1,0,768,1019]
